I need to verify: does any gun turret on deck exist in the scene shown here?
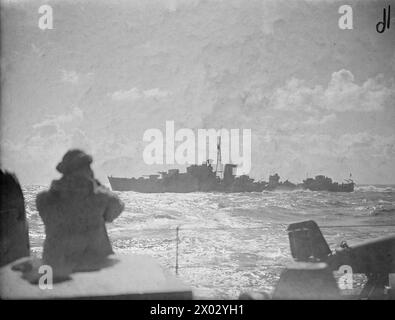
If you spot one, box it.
[286,220,395,299]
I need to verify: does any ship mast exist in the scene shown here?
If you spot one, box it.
[215,136,223,179]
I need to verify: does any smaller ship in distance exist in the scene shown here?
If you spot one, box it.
[108,140,354,193]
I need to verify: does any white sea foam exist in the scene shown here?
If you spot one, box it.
[22,184,395,299]
[355,185,395,193]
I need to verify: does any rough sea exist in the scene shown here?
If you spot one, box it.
[24,184,395,299]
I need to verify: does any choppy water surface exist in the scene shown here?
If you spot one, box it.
[24,184,395,299]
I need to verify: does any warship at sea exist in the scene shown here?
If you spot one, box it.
[108,140,354,193]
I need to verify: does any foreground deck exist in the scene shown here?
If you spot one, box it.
[0,254,192,300]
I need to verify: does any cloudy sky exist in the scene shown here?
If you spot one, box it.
[1,0,394,185]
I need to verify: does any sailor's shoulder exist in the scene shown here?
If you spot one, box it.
[94,182,109,193]
[36,180,62,206]
[36,188,50,200]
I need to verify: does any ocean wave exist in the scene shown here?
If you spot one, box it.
[370,205,395,216]
[19,184,395,299]
[261,189,312,194]
[356,185,395,193]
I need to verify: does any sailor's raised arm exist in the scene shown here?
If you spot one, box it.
[103,189,124,223]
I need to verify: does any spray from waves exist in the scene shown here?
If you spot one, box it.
[355,185,395,193]
[370,205,395,216]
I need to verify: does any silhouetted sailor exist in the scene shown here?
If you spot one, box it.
[36,149,124,278]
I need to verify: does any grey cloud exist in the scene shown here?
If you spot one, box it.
[110,87,171,102]
[271,69,394,113]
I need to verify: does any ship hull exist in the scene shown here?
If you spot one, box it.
[303,182,354,192]
[108,177,354,193]
[108,176,266,193]
[108,176,200,193]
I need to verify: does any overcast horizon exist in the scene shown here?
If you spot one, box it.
[1,0,394,185]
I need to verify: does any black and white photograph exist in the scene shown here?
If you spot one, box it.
[0,0,395,307]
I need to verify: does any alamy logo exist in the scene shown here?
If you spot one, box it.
[38,5,53,30]
[143,121,252,175]
[338,265,353,290]
[38,265,53,290]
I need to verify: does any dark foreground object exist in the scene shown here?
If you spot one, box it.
[241,220,395,300]
[0,254,192,299]
[0,170,30,267]
[287,220,395,299]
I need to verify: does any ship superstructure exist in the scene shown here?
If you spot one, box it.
[302,175,354,192]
